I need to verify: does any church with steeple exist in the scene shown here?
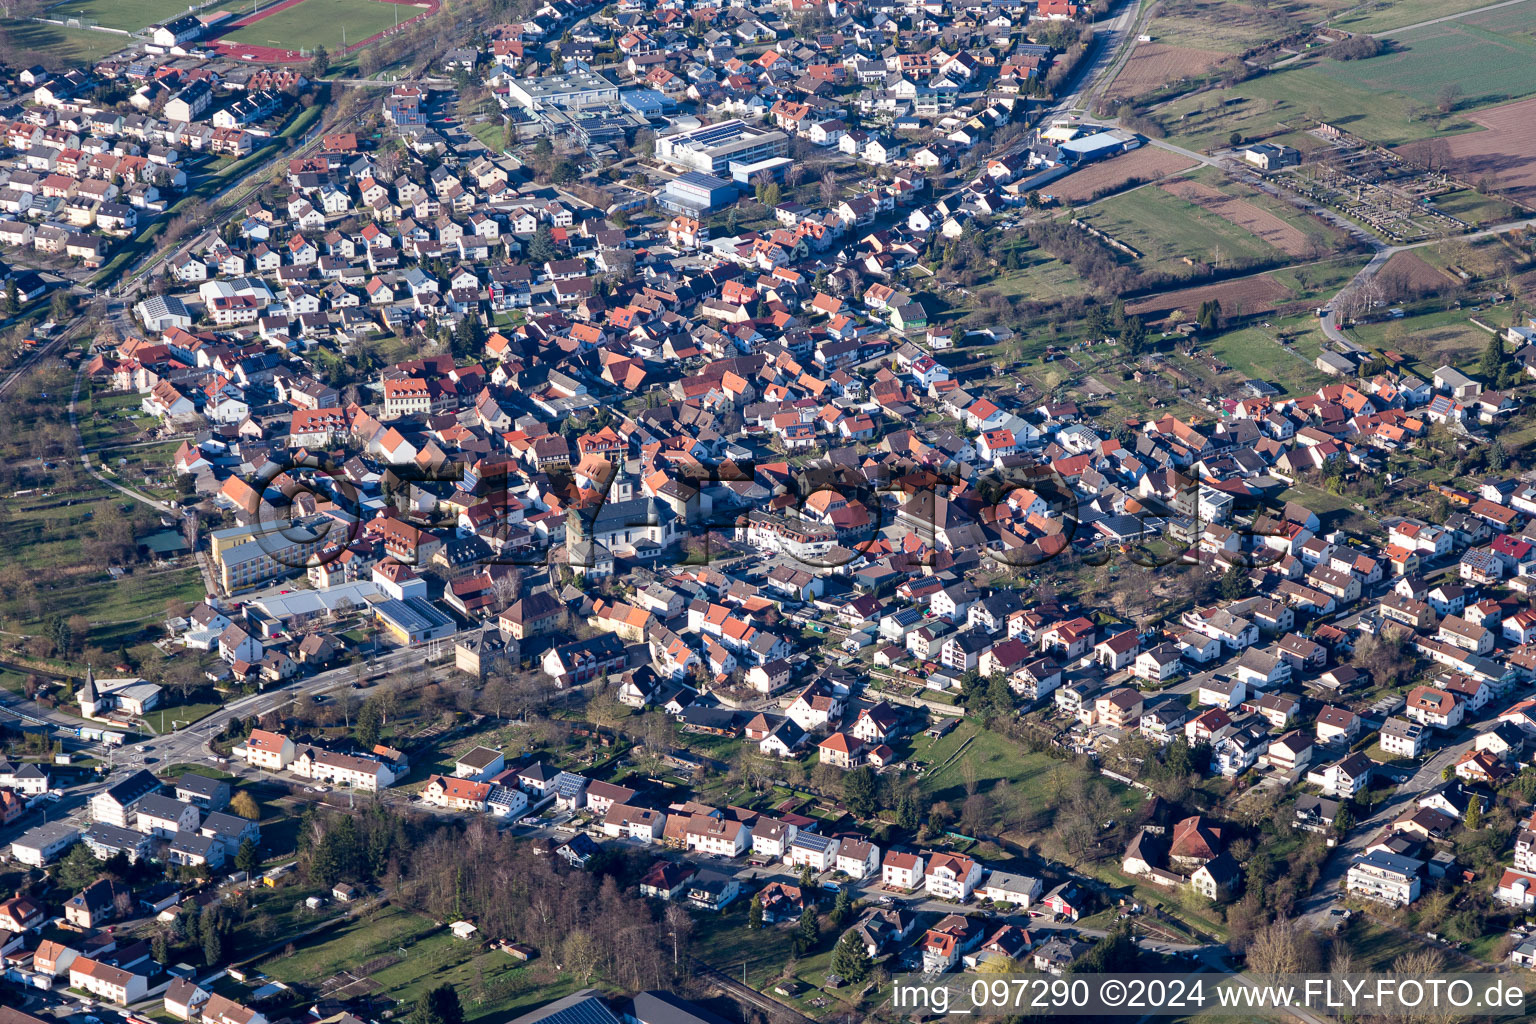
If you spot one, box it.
[77,665,104,718]
[76,665,163,721]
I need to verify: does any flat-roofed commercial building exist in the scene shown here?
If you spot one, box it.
[656,119,789,175]
[374,597,457,644]
[506,67,619,112]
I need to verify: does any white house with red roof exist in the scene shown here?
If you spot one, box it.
[925,852,983,901]
[882,850,926,889]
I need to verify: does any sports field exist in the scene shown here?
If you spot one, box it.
[0,18,131,62]
[221,0,409,53]
[45,0,191,32]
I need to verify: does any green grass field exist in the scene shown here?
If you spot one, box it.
[0,19,131,62]
[1267,255,1373,299]
[1204,326,1334,393]
[45,0,192,32]
[1347,307,1498,372]
[222,0,404,53]
[1431,188,1522,227]
[1312,23,1536,110]
[1077,184,1283,274]
[259,903,577,1023]
[985,239,1087,300]
[1160,64,1480,149]
[910,721,1146,824]
[1332,0,1512,33]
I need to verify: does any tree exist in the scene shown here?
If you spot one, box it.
[798,863,815,890]
[1481,335,1505,379]
[1246,918,1308,975]
[896,789,921,831]
[983,672,1015,720]
[230,791,260,820]
[755,181,781,208]
[49,615,74,657]
[748,892,765,930]
[413,985,463,1024]
[356,697,383,749]
[844,766,877,817]
[1490,439,1509,472]
[561,930,600,982]
[1436,83,1463,113]
[309,44,330,77]
[1165,737,1193,778]
[1070,923,1135,974]
[830,932,872,984]
[529,224,556,262]
[235,838,259,875]
[55,843,104,891]
[2,279,17,316]
[50,289,70,322]
[202,926,223,967]
[1229,131,1244,147]
[1198,298,1221,333]
[1332,802,1352,832]
[664,903,694,967]
[1465,798,1481,830]
[829,888,853,929]
[1120,315,1147,357]
[795,903,819,953]
[1220,564,1252,601]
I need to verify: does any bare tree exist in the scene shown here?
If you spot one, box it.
[664,903,694,967]
[819,171,839,207]
[1247,918,1309,976]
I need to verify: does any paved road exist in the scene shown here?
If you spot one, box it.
[148,639,452,767]
[1061,0,1146,115]
[0,636,452,858]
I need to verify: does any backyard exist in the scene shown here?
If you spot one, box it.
[256,902,572,1022]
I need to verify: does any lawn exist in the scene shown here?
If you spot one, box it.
[1146,5,1305,55]
[44,0,191,32]
[911,720,1147,824]
[76,387,155,451]
[260,903,580,1023]
[1276,481,1375,534]
[144,701,223,735]
[465,119,508,152]
[693,905,802,989]
[985,239,1088,301]
[1077,185,1284,275]
[0,19,131,63]
[1204,327,1333,394]
[1347,307,1497,374]
[222,0,409,54]
[1333,916,1422,969]
[1311,23,1536,111]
